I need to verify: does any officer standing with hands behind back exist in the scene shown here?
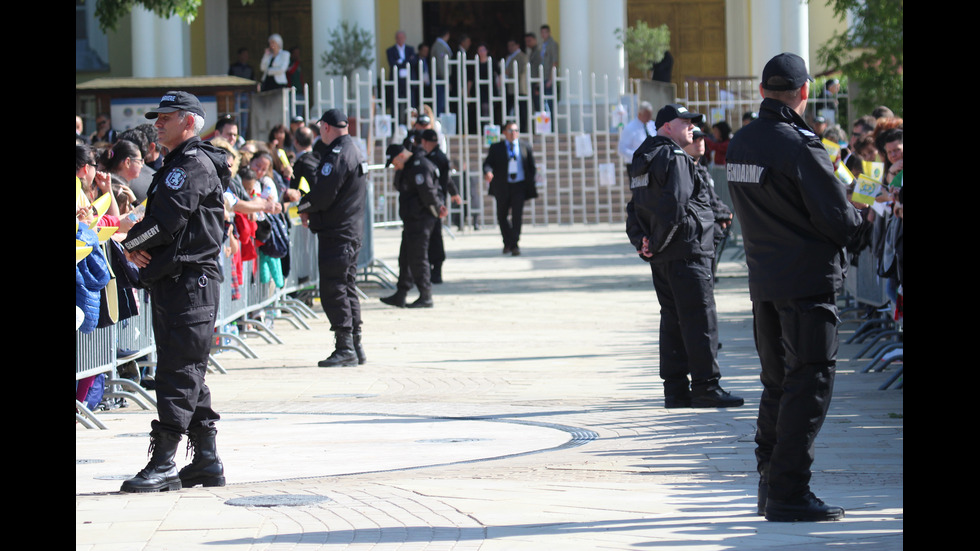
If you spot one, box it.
[296,109,368,368]
[726,53,862,522]
[626,103,744,410]
[120,91,228,493]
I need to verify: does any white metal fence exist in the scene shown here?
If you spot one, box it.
[276,53,758,229]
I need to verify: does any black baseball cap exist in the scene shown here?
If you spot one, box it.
[420,129,439,142]
[416,114,432,126]
[761,52,814,91]
[385,144,406,167]
[319,108,348,128]
[692,127,707,139]
[145,91,205,119]
[655,104,704,128]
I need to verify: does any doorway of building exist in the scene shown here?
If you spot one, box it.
[421,0,524,60]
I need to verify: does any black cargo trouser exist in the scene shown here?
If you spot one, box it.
[753,294,838,501]
[317,236,361,333]
[149,269,221,435]
[398,215,437,294]
[650,256,722,398]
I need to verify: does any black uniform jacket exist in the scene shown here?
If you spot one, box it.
[425,147,459,197]
[726,98,862,301]
[296,134,367,244]
[289,141,325,191]
[625,135,715,263]
[395,153,444,222]
[122,136,227,285]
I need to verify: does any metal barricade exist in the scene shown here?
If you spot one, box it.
[841,246,902,387]
[212,252,258,365]
[75,324,116,429]
[107,287,157,412]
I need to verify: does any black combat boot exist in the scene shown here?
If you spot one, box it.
[765,492,845,522]
[380,290,407,307]
[318,330,358,367]
[353,327,366,365]
[179,425,226,488]
[120,430,183,493]
[691,387,744,408]
[407,290,434,308]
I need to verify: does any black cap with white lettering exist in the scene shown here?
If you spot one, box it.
[145,91,206,119]
[655,104,704,128]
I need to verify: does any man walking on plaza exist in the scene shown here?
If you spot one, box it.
[120,91,228,492]
[626,103,743,409]
[483,122,537,255]
[726,53,862,522]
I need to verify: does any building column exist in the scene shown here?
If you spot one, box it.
[745,0,810,81]
[312,0,377,78]
[203,0,230,76]
[131,7,188,78]
[588,0,625,93]
[559,0,589,81]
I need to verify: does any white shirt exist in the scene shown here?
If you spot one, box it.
[618,117,655,164]
[506,140,525,183]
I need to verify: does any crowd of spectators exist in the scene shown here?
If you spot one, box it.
[690,100,903,319]
[76,112,310,412]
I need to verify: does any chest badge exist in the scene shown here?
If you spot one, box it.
[321,163,333,176]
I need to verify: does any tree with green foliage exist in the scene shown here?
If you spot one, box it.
[817,0,903,117]
[90,0,254,33]
[320,20,375,84]
[615,21,671,78]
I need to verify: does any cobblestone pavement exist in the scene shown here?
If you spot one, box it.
[77,224,903,550]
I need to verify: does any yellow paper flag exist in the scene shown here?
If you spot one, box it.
[76,245,93,263]
[88,192,112,229]
[76,239,93,263]
[298,176,310,193]
[821,138,841,165]
[288,205,302,226]
[97,226,118,243]
[851,174,880,206]
[278,148,291,168]
[835,162,855,188]
[861,161,885,183]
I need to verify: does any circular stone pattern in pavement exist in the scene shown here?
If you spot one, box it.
[76,412,593,495]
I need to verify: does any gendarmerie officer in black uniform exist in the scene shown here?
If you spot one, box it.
[380,143,447,308]
[726,53,862,522]
[626,104,744,410]
[120,91,228,493]
[296,109,368,367]
[418,129,461,283]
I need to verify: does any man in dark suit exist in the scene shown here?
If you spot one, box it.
[387,30,415,121]
[483,122,537,255]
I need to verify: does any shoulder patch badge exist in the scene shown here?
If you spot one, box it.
[165,168,187,190]
[415,173,425,185]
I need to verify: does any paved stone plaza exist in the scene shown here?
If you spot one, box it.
[77,224,903,550]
